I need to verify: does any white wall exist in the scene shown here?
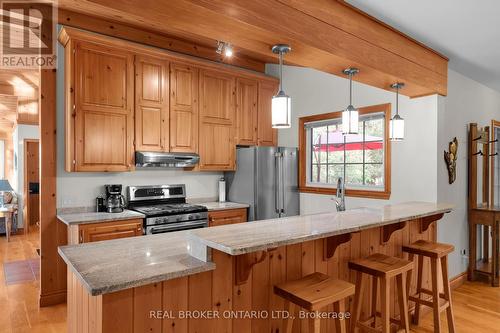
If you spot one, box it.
[12,124,39,228]
[437,69,500,277]
[55,33,222,209]
[266,64,438,215]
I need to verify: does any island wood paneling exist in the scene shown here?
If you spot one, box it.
[68,218,438,332]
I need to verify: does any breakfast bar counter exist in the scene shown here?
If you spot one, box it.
[60,201,453,333]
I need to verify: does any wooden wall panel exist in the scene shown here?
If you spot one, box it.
[74,218,438,332]
[40,69,68,307]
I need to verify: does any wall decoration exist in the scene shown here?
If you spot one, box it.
[444,137,458,184]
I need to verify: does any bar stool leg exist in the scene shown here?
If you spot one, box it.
[370,276,378,328]
[380,276,390,333]
[396,273,410,333]
[413,255,424,325]
[405,253,414,300]
[440,256,456,333]
[431,257,442,333]
[333,299,347,333]
[283,300,295,333]
[350,271,365,333]
[308,316,320,333]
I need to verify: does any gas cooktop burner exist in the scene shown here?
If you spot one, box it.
[132,203,207,216]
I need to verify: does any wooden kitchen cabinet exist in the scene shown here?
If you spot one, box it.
[68,219,143,244]
[60,27,279,173]
[198,69,236,170]
[236,77,258,146]
[257,81,279,146]
[135,55,169,152]
[208,208,247,227]
[170,62,199,153]
[70,40,135,172]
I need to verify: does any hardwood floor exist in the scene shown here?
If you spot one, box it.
[1,229,499,332]
[410,280,500,332]
[0,226,66,333]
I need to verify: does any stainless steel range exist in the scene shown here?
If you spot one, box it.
[127,184,208,235]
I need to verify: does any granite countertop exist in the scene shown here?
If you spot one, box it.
[57,209,145,225]
[57,201,247,225]
[196,201,249,211]
[188,202,454,257]
[58,201,452,296]
[58,230,215,296]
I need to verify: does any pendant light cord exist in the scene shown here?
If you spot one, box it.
[395,85,399,116]
[349,72,353,105]
[279,51,283,92]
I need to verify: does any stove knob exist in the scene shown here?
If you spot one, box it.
[188,215,194,220]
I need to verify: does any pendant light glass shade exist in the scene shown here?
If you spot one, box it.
[342,105,359,134]
[389,114,404,141]
[272,90,291,128]
[272,44,292,129]
[342,68,359,134]
[389,82,405,141]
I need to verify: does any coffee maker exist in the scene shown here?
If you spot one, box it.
[105,184,126,213]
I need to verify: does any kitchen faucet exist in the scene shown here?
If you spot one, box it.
[333,177,346,211]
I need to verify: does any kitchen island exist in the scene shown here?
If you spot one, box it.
[59,201,452,333]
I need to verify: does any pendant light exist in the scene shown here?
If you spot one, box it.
[389,82,405,141]
[342,68,359,134]
[271,44,292,128]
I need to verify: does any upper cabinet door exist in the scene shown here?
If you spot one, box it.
[258,81,279,147]
[199,69,236,170]
[135,55,169,152]
[236,78,258,146]
[73,41,134,171]
[199,69,234,125]
[170,63,199,153]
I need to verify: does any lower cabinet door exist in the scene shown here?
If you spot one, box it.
[208,208,247,227]
[79,219,143,243]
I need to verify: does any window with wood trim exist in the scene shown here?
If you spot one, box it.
[299,103,391,199]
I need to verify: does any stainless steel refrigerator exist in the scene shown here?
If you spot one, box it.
[225,146,299,221]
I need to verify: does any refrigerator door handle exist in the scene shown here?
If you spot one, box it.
[281,153,286,215]
[274,152,280,214]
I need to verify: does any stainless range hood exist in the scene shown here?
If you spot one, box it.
[135,152,200,168]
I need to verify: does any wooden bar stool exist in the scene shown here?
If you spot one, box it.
[403,240,456,333]
[349,253,413,333]
[274,272,355,333]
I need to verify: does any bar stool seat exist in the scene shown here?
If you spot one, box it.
[349,253,413,278]
[349,253,413,333]
[403,240,456,333]
[402,239,454,258]
[274,272,355,333]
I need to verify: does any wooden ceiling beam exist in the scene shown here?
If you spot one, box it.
[58,0,448,97]
[58,9,266,73]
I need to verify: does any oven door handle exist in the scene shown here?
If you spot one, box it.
[148,220,207,234]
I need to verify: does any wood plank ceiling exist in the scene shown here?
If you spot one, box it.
[0,69,39,133]
[58,0,448,98]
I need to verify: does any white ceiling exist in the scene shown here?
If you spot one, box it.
[347,0,500,93]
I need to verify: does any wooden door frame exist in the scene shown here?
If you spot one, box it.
[23,139,39,235]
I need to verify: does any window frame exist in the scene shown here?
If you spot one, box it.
[298,103,392,199]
